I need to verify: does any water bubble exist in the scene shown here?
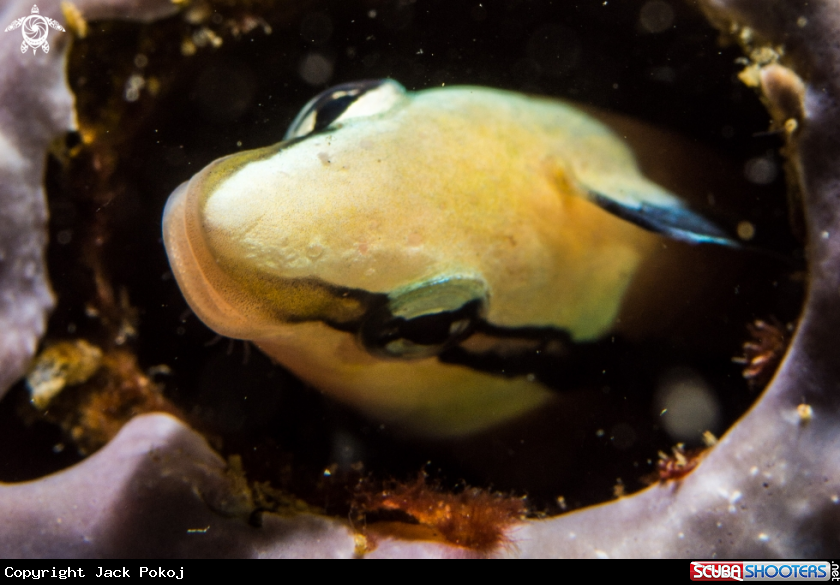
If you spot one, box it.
[640,1,674,34]
[299,53,334,86]
[124,74,145,102]
[655,368,721,442]
[56,230,72,245]
[737,221,756,241]
[744,156,778,185]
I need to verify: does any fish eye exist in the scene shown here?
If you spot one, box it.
[359,277,488,359]
[284,78,407,139]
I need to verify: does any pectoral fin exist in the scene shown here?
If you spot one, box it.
[573,168,738,247]
[588,188,738,247]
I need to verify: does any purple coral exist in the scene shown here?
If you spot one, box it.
[0,0,176,402]
[0,0,63,399]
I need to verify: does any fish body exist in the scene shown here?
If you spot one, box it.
[162,80,735,437]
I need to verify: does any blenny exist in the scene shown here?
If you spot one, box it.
[162,79,737,436]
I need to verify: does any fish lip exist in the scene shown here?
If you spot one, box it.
[161,180,189,226]
[162,175,260,340]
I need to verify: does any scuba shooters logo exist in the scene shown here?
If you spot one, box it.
[4,5,64,55]
[690,561,836,581]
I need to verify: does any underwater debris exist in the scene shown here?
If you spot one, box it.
[355,474,527,554]
[25,348,182,454]
[653,443,704,483]
[796,403,813,425]
[733,318,791,390]
[26,339,103,410]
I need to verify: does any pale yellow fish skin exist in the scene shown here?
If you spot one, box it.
[162,84,704,436]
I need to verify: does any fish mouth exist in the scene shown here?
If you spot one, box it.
[162,178,264,340]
